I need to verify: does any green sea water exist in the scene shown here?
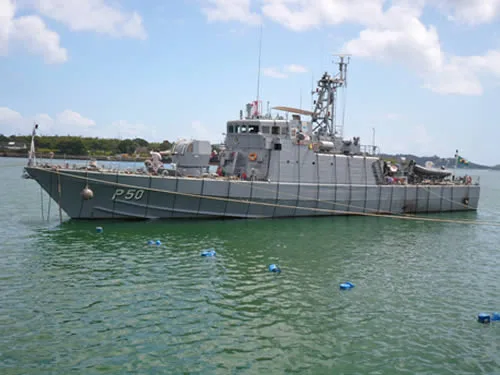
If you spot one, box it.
[1,157,499,374]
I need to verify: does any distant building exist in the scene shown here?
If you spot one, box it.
[0,141,27,151]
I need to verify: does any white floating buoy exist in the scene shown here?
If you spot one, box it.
[81,186,94,200]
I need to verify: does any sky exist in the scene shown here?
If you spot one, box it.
[0,0,499,165]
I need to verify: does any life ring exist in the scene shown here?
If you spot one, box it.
[248,152,257,161]
[466,176,472,185]
[463,197,469,205]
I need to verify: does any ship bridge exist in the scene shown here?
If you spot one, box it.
[226,117,312,140]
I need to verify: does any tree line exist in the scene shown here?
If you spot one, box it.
[0,134,173,157]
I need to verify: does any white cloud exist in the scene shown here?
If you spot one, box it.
[56,110,96,129]
[0,0,67,63]
[0,0,145,64]
[284,64,308,73]
[262,64,309,78]
[190,120,214,141]
[12,15,68,63]
[0,0,15,56]
[262,67,288,79]
[0,107,96,136]
[342,3,500,95]
[0,107,23,124]
[111,120,160,141]
[431,0,500,25]
[203,0,261,25]
[202,0,500,29]
[261,0,384,32]
[0,107,165,140]
[200,0,500,95]
[26,0,146,39]
[343,5,443,71]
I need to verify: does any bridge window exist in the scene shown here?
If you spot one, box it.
[248,125,259,133]
[272,126,280,135]
[237,125,247,133]
[227,125,234,133]
[261,126,270,134]
[281,127,288,135]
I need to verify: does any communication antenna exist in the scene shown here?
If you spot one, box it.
[310,73,315,112]
[334,53,351,138]
[309,54,351,137]
[255,23,263,117]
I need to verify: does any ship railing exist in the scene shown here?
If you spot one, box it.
[360,145,380,156]
[452,174,480,186]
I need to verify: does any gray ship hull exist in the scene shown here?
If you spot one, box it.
[25,167,480,220]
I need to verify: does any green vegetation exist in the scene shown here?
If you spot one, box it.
[0,134,172,158]
[0,134,495,169]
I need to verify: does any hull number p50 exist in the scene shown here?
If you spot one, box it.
[112,189,145,200]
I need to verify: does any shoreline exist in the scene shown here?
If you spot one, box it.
[0,152,220,166]
[0,152,148,162]
[1,152,490,170]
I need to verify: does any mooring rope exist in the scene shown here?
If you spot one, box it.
[40,186,45,221]
[37,167,500,228]
[47,191,52,221]
[57,170,63,225]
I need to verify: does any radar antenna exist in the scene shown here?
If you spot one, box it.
[311,54,350,138]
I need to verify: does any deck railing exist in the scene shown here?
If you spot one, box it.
[360,145,380,156]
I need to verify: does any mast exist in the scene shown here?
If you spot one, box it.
[255,23,263,118]
[28,122,38,166]
[311,54,350,138]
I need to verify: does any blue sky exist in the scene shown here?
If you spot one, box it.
[0,0,499,165]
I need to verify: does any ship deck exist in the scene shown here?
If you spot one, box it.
[28,163,480,187]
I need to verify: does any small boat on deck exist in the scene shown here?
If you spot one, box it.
[412,163,452,178]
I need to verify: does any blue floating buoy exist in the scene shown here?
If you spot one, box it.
[478,313,491,324]
[147,240,154,245]
[492,312,500,321]
[96,226,103,233]
[156,240,161,246]
[340,281,355,290]
[201,249,216,257]
[268,264,281,273]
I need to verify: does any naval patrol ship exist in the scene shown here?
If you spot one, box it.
[23,57,479,220]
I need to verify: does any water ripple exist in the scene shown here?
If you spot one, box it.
[1,164,500,373]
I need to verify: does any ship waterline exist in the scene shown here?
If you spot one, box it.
[25,166,479,220]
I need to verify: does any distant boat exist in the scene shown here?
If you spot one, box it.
[22,57,480,220]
